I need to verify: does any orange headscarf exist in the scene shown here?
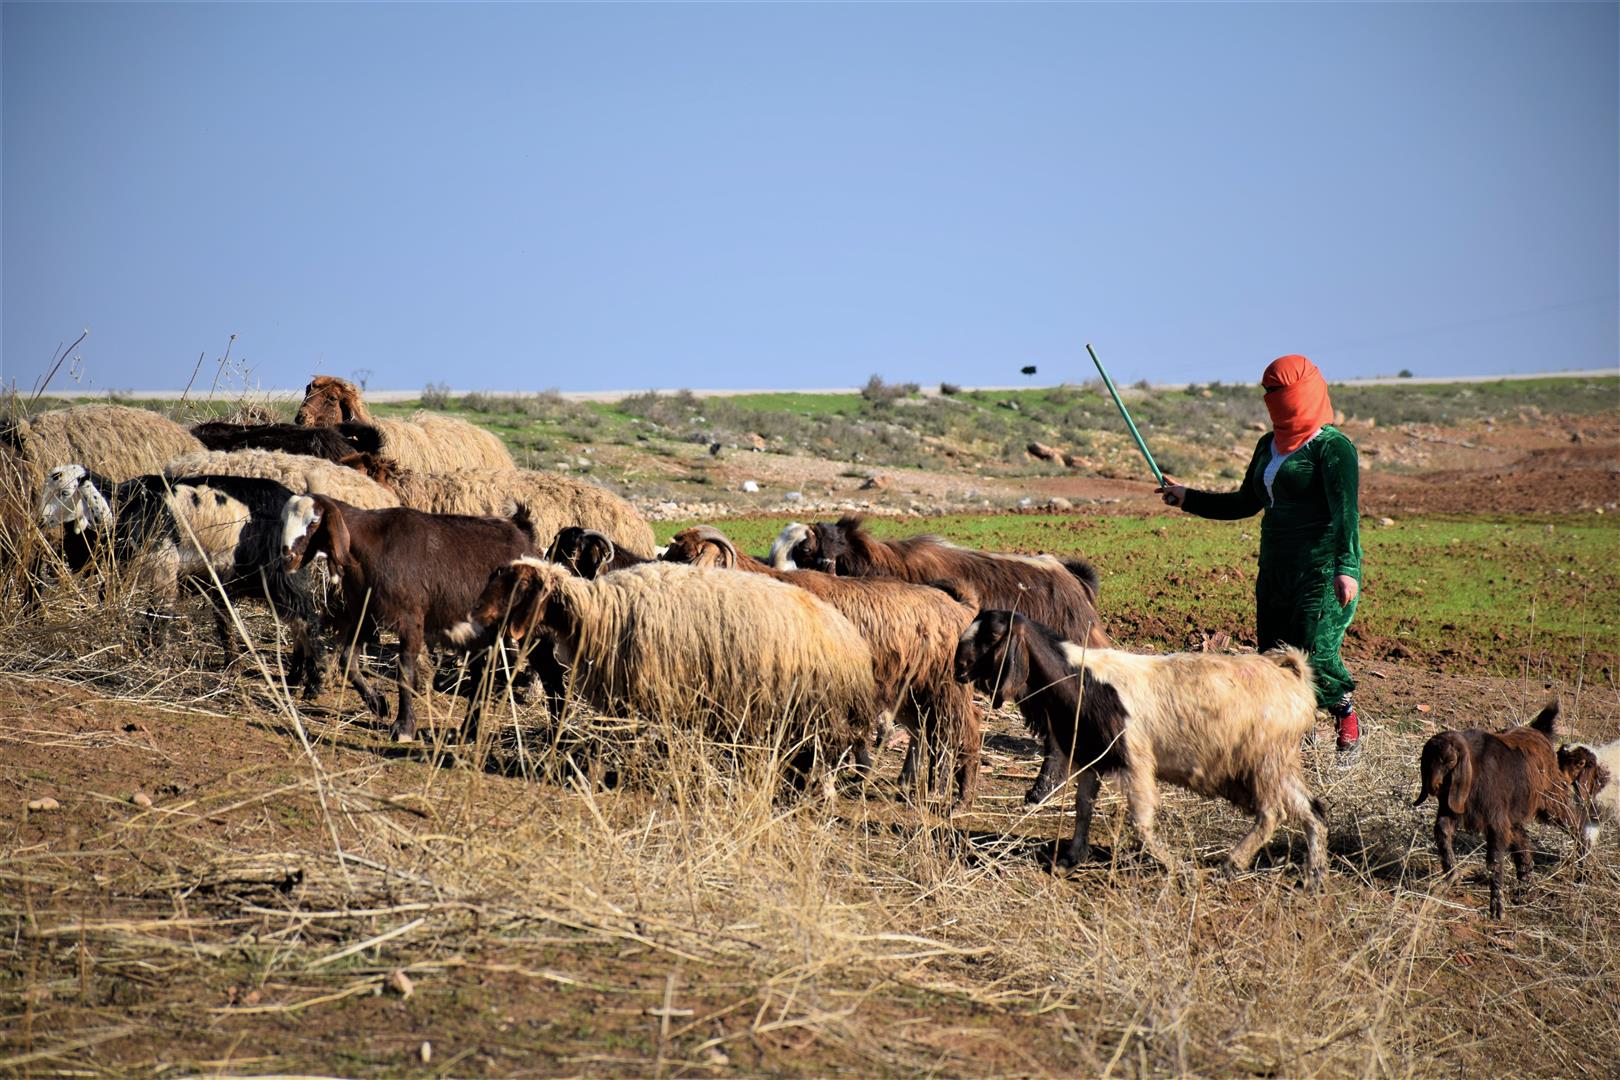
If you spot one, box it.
[1261,354,1334,453]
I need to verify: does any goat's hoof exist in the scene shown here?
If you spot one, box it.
[391,729,417,744]
[1024,786,1055,806]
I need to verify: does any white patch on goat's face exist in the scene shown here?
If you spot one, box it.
[445,619,482,647]
[280,495,320,565]
[654,544,669,559]
[767,522,809,569]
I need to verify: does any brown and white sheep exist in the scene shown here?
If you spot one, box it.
[450,559,877,783]
[345,455,654,557]
[165,449,399,510]
[955,610,1328,886]
[778,516,1109,804]
[1416,703,1610,917]
[292,375,514,472]
[664,525,982,808]
[281,494,538,741]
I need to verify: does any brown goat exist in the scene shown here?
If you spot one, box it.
[665,525,982,808]
[772,515,1106,804]
[192,419,383,463]
[294,375,377,426]
[1415,702,1609,918]
[281,494,537,742]
[545,526,652,579]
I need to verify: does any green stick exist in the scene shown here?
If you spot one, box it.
[1086,343,1165,486]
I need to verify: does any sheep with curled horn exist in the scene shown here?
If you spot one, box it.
[450,559,877,789]
[771,514,1108,805]
[190,419,383,463]
[33,464,328,690]
[292,374,514,473]
[343,454,655,558]
[164,449,400,510]
[663,525,982,808]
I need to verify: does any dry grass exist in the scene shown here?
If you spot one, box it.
[1,506,1617,1075]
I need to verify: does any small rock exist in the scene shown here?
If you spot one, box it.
[1416,704,1432,714]
[1017,496,1033,508]
[1378,516,1395,527]
[131,792,153,808]
[741,480,759,493]
[783,491,804,503]
[26,797,59,812]
[746,432,767,451]
[1047,497,1073,511]
[420,1041,433,1065]
[859,474,891,491]
[1247,421,1268,432]
[386,969,415,999]
[242,987,262,1006]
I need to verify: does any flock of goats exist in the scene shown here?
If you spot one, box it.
[3,375,1616,919]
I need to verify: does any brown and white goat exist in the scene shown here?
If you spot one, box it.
[954,610,1327,885]
[1415,703,1609,918]
[281,493,537,741]
[664,525,982,807]
[777,516,1108,805]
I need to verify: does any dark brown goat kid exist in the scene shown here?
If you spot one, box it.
[1415,702,1609,918]
[280,493,537,742]
[772,515,1106,804]
[546,526,651,580]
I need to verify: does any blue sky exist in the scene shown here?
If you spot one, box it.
[3,3,1615,393]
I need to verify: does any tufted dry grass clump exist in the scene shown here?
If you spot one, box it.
[0,555,1617,1076]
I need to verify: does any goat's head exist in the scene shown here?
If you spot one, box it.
[546,527,617,579]
[953,609,1030,708]
[38,464,113,534]
[1558,744,1611,842]
[451,557,570,648]
[295,375,365,427]
[663,526,737,569]
[769,520,846,572]
[281,494,345,579]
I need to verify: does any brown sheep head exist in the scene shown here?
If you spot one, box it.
[663,526,737,569]
[295,375,372,427]
[281,493,347,580]
[546,527,617,579]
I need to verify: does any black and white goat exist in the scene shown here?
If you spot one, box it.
[35,464,327,690]
[954,610,1328,885]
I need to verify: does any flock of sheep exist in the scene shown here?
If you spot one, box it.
[3,376,1616,918]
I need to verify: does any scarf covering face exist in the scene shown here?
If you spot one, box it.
[1261,354,1335,453]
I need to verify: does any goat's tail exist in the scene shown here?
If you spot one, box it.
[509,502,537,543]
[1269,645,1313,683]
[1529,699,1559,737]
[1062,557,1101,603]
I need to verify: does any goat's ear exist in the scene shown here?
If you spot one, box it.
[1444,745,1474,817]
[581,533,615,578]
[505,566,556,638]
[315,497,352,574]
[990,619,1029,708]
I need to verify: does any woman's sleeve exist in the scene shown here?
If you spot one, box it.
[1182,440,1267,520]
[1320,433,1362,578]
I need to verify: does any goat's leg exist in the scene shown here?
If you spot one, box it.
[1485,827,1507,919]
[1282,775,1329,889]
[1226,804,1282,877]
[338,623,388,718]
[1025,736,1070,805]
[951,705,983,812]
[1055,768,1104,868]
[897,722,924,799]
[1510,825,1534,888]
[1433,816,1458,878]
[1124,757,1176,871]
[391,618,425,743]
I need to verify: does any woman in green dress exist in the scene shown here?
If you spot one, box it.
[1157,354,1363,763]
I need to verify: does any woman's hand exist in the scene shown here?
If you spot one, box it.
[1334,574,1359,606]
[1156,476,1189,508]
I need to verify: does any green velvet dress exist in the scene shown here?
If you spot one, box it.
[1182,426,1362,709]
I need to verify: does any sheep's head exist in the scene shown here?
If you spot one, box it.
[453,557,570,647]
[295,375,367,426]
[38,464,112,534]
[281,494,335,577]
[663,526,736,569]
[546,527,616,579]
[953,609,1030,708]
